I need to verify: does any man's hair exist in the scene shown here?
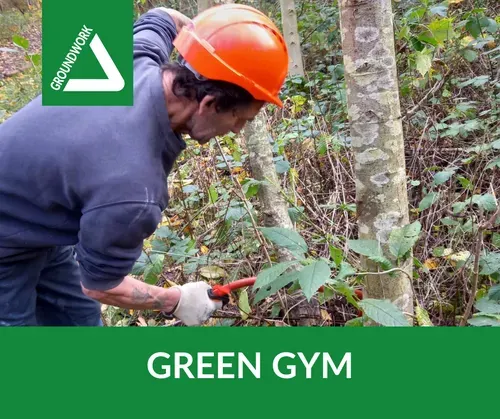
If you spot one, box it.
[161,62,256,112]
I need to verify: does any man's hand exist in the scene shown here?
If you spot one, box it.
[82,276,222,326]
[171,282,223,326]
[155,8,192,34]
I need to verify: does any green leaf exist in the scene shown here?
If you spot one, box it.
[475,297,500,315]
[479,252,500,275]
[358,298,410,326]
[433,246,446,257]
[242,179,263,199]
[415,49,432,76]
[466,18,482,38]
[415,304,433,326]
[368,255,394,271]
[486,158,500,170]
[275,160,290,174]
[461,49,478,62]
[199,265,227,279]
[12,35,29,50]
[254,261,297,290]
[467,315,500,327]
[329,245,343,267]
[344,317,364,327]
[488,285,500,302]
[428,18,456,45]
[479,17,498,34]
[208,185,218,204]
[419,192,440,211]
[332,262,357,282]
[389,221,422,259]
[143,253,165,285]
[432,169,456,186]
[347,239,382,258]
[238,289,251,320]
[429,5,448,17]
[492,233,500,249]
[30,53,41,66]
[259,227,308,258]
[298,260,331,301]
[452,201,467,214]
[253,270,300,304]
[472,194,497,212]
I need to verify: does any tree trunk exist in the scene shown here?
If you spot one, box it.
[244,111,320,325]
[338,0,414,321]
[279,0,304,77]
[197,0,212,13]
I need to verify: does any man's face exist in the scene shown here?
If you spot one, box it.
[187,98,264,144]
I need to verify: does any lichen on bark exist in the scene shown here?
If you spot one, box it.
[339,0,414,320]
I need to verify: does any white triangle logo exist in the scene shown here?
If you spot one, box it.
[64,33,124,92]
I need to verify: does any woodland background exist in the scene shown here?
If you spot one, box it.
[0,0,499,327]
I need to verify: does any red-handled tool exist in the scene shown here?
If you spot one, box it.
[207,277,364,317]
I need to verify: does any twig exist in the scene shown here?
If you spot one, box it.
[403,70,450,121]
[214,138,273,266]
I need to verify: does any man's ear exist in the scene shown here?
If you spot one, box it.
[198,95,217,114]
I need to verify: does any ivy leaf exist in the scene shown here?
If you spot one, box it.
[358,298,410,326]
[419,192,440,211]
[298,260,331,301]
[389,221,422,259]
[259,227,308,259]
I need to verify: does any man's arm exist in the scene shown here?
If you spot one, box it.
[82,275,181,312]
[133,7,191,66]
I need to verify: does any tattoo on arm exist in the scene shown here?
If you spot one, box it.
[131,286,171,311]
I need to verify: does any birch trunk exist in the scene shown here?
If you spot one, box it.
[338,0,414,320]
[279,0,304,77]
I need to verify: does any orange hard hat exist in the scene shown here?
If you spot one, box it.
[172,4,289,107]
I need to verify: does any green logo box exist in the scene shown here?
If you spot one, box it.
[42,0,133,106]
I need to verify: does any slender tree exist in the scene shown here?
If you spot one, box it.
[338,0,414,320]
[279,0,304,76]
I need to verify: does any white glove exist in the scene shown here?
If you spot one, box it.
[172,282,223,326]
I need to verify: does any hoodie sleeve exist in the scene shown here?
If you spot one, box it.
[133,8,178,67]
[75,202,161,291]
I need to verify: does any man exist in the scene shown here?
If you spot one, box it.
[0,4,289,326]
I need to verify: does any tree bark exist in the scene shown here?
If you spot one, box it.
[338,0,414,320]
[279,0,304,77]
[244,112,320,325]
[197,0,212,13]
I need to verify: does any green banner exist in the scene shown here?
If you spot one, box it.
[0,327,497,417]
[42,0,133,106]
